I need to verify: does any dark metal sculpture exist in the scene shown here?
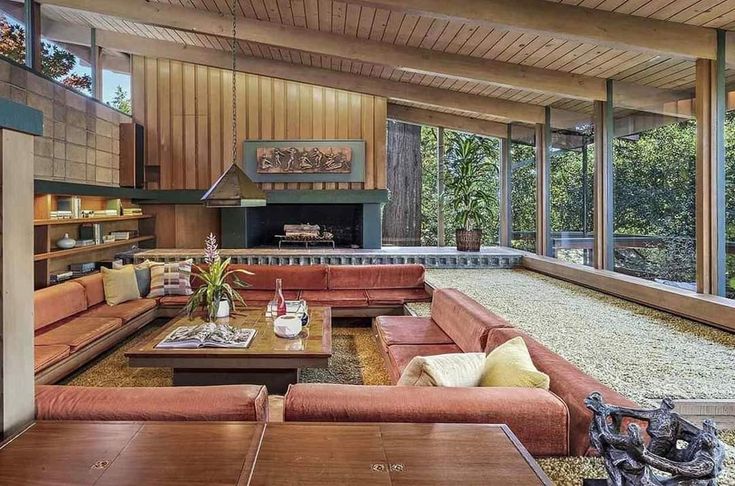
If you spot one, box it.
[584,393,725,486]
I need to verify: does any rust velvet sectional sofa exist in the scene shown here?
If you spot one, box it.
[283,288,638,457]
[33,264,430,384]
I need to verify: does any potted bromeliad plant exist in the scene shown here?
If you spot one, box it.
[444,134,497,252]
[183,233,253,322]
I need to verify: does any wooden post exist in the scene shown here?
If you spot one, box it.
[24,0,41,70]
[383,121,422,246]
[593,80,614,270]
[437,126,445,247]
[535,108,551,256]
[695,30,726,296]
[90,28,103,99]
[498,124,512,247]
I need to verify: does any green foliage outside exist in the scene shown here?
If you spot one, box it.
[0,15,91,92]
[108,85,131,114]
[418,114,735,298]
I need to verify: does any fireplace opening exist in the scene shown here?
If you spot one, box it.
[245,204,363,248]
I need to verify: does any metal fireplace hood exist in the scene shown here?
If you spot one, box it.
[201,164,267,208]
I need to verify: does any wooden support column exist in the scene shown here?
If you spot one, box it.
[498,123,512,247]
[90,28,103,99]
[695,31,726,296]
[24,0,41,70]
[437,127,445,247]
[593,80,615,270]
[535,108,551,256]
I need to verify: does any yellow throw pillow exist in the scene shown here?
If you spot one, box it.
[480,336,550,389]
[101,265,141,306]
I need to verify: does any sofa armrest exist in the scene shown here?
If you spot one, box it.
[284,384,569,456]
[36,384,268,422]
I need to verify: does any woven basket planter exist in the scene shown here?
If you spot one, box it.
[456,229,482,252]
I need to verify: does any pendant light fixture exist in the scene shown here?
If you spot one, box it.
[201,0,266,208]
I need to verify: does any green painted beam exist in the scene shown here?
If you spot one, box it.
[0,97,42,136]
[265,190,389,204]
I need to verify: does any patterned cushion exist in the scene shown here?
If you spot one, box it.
[147,260,194,298]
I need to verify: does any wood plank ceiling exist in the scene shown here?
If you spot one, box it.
[38,0,735,127]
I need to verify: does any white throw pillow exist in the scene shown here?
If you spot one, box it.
[397,353,486,387]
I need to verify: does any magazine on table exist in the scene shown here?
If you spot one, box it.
[156,322,256,349]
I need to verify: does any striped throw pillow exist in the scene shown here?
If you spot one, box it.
[147,260,193,298]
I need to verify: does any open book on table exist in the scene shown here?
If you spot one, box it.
[156,322,256,349]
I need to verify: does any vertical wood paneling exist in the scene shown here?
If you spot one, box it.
[133,56,386,191]
[182,63,196,190]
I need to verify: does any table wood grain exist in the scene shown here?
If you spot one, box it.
[0,422,552,485]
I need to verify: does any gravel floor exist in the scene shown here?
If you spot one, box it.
[410,269,735,406]
[408,269,735,485]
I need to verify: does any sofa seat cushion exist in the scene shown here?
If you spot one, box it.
[35,317,122,352]
[36,384,269,422]
[284,384,570,456]
[158,295,192,308]
[300,289,369,307]
[386,344,462,382]
[34,282,87,332]
[237,289,300,304]
[82,298,157,323]
[34,345,71,372]
[430,289,513,352]
[374,316,453,349]
[366,288,431,305]
[328,264,425,289]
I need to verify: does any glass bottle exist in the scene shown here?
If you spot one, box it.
[274,278,287,317]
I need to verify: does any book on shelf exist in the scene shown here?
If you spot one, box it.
[49,210,73,220]
[156,323,257,349]
[69,262,96,274]
[50,271,73,283]
[122,207,143,216]
[110,230,139,240]
[74,239,96,247]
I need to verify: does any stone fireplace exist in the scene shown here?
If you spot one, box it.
[219,190,386,249]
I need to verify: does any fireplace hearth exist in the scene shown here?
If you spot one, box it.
[244,204,363,248]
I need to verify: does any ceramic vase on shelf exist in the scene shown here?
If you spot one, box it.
[216,299,230,319]
[56,233,76,249]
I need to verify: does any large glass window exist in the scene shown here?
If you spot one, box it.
[549,109,595,265]
[510,131,536,252]
[103,69,131,114]
[612,109,697,290]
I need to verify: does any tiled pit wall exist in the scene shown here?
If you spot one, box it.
[0,59,131,186]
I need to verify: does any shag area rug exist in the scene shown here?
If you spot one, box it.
[408,268,735,485]
[63,321,391,387]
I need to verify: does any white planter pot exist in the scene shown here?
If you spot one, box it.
[216,299,230,318]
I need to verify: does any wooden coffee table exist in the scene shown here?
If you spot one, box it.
[0,422,552,485]
[125,307,332,393]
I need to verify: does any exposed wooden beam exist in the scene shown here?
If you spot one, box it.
[387,104,508,139]
[93,30,546,124]
[38,0,675,102]
[593,81,614,271]
[535,109,551,257]
[695,33,726,296]
[354,0,721,63]
[90,28,102,99]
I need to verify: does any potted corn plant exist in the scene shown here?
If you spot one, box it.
[444,134,497,252]
[183,233,253,322]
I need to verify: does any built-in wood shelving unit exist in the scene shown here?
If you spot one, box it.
[34,194,156,289]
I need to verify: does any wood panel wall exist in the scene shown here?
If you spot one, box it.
[131,56,387,191]
[142,205,220,249]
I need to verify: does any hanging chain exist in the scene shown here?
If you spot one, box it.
[230,0,238,166]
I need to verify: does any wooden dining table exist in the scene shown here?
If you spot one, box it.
[0,421,552,485]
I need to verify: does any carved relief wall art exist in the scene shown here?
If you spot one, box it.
[256,146,353,174]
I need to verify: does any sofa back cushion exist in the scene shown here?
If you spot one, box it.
[34,282,87,332]
[226,264,328,290]
[430,289,512,352]
[485,328,638,456]
[75,273,106,307]
[328,264,425,290]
